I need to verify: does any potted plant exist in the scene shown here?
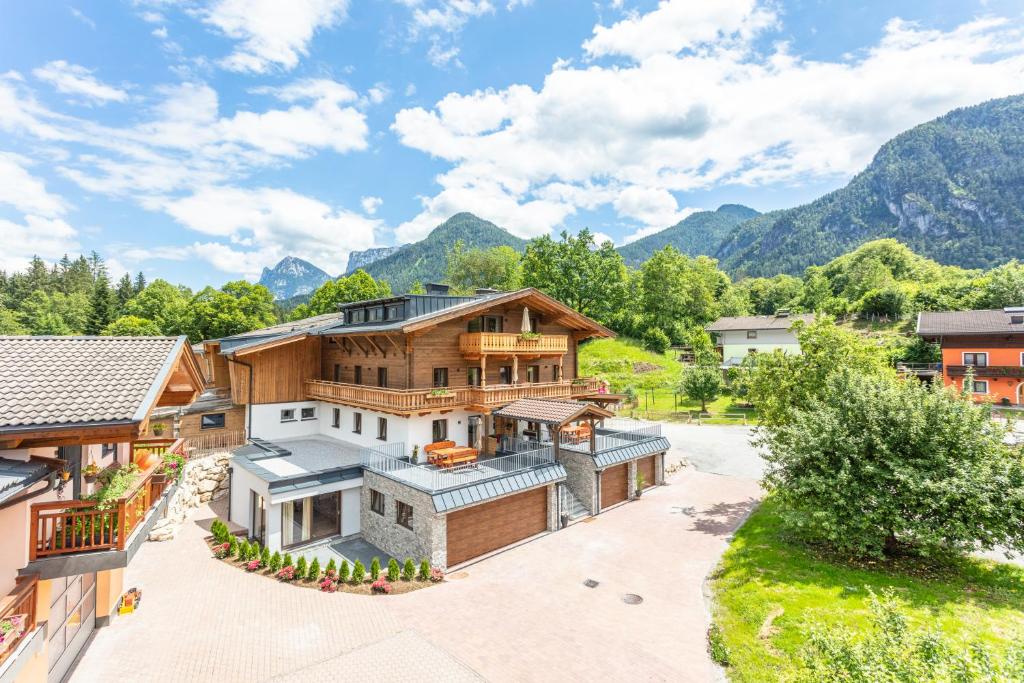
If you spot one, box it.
[0,614,27,656]
[635,471,647,498]
[151,422,167,436]
[411,445,419,463]
[83,462,102,481]
[560,512,569,529]
[519,331,542,341]
[428,388,451,398]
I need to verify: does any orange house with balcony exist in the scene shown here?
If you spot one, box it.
[917,308,1024,406]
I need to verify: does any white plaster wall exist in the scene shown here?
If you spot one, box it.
[248,402,322,441]
[228,462,269,535]
[720,328,801,360]
[0,502,29,595]
[341,488,360,536]
[316,404,409,449]
[266,502,283,553]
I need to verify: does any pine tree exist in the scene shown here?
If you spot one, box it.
[86,273,116,335]
[133,271,147,295]
[115,273,135,310]
[370,557,381,580]
[308,558,320,582]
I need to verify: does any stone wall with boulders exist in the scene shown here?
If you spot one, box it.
[149,451,230,542]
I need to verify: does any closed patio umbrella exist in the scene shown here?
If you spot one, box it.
[521,306,531,333]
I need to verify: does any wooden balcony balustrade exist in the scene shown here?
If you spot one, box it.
[307,377,605,413]
[29,461,173,561]
[0,575,38,668]
[459,332,569,357]
[946,364,1024,379]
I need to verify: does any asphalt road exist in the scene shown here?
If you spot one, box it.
[661,422,766,481]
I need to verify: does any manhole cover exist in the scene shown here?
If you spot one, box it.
[448,571,469,580]
[583,579,599,588]
[622,593,644,605]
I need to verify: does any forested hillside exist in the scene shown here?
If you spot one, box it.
[618,204,759,266]
[718,94,1024,276]
[362,213,527,292]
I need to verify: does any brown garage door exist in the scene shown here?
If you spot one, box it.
[600,463,629,509]
[446,487,548,566]
[637,456,656,489]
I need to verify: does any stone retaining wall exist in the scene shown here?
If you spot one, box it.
[149,451,230,542]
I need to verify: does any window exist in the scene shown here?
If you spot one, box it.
[468,315,503,333]
[301,407,316,421]
[553,365,561,382]
[433,367,449,387]
[385,304,402,321]
[963,352,988,367]
[280,408,295,422]
[748,348,758,355]
[348,308,365,324]
[354,366,362,384]
[397,501,413,530]
[353,412,362,434]
[499,366,513,384]
[333,363,341,382]
[746,330,758,339]
[377,417,388,441]
[972,380,989,394]
[101,442,117,457]
[432,419,448,442]
[378,367,388,387]
[201,413,226,430]
[332,408,340,428]
[370,489,385,515]
[368,307,383,322]
[1021,352,1024,367]
[281,491,340,548]
[467,367,481,386]
[526,365,540,383]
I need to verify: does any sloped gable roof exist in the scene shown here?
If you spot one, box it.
[917,309,1024,335]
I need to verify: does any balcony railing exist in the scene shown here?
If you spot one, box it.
[459,332,569,356]
[559,418,663,455]
[895,362,942,375]
[360,442,557,493]
[946,365,1024,379]
[29,463,172,561]
[0,575,38,669]
[307,377,605,412]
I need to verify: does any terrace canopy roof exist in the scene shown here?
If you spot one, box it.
[493,398,613,427]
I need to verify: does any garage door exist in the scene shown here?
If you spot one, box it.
[600,463,629,509]
[446,487,548,566]
[637,456,656,489]
[48,572,97,683]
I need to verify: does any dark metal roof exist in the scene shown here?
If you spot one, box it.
[232,436,363,492]
[917,309,1024,336]
[593,437,670,468]
[706,314,814,332]
[0,457,53,505]
[431,464,566,512]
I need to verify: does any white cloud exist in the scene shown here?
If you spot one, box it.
[153,26,168,39]
[361,196,383,214]
[590,231,615,247]
[0,215,79,272]
[392,11,1024,241]
[32,61,129,103]
[0,153,69,218]
[396,0,531,68]
[199,0,350,73]
[69,7,96,30]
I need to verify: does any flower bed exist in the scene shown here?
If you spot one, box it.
[207,519,442,596]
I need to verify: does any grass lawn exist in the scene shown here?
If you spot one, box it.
[711,498,1024,682]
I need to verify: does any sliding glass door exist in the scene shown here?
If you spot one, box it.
[281,491,341,548]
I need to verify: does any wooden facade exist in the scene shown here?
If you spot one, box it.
[228,336,322,405]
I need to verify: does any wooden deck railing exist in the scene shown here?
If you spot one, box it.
[182,430,246,456]
[946,364,1024,379]
[308,377,605,412]
[133,438,186,456]
[459,332,569,356]
[0,575,38,668]
[29,465,169,561]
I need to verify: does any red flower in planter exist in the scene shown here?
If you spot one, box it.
[245,560,260,572]
[319,578,337,593]
[276,566,296,581]
[429,567,445,583]
[213,542,230,559]
[371,578,392,594]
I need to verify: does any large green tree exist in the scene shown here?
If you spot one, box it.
[123,279,194,335]
[445,241,522,293]
[680,365,723,413]
[85,273,116,335]
[521,229,627,325]
[759,369,1024,558]
[639,246,729,340]
[102,315,163,336]
[189,281,277,340]
[289,270,391,320]
[0,304,27,334]
[982,260,1024,308]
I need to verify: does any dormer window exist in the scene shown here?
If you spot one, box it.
[348,309,365,324]
[1012,315,1024,325]
[386,304,402,321]
[368,306,383,322]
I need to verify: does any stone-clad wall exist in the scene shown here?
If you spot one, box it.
[360,472,446,567]
[149,452,230,541]
[558,449,598,513]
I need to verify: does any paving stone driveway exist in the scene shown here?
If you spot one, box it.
[71,458,760,682]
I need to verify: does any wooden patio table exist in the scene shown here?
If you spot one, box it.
[430,447,479,468]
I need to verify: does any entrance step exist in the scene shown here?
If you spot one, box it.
[560,485,590,520]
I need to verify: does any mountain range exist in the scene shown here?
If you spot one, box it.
[260,93,1024,299]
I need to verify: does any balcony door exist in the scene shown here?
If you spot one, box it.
[354,366,362,385]
[282,491,341,548]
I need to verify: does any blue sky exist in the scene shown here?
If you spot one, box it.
[1,0,1022,288]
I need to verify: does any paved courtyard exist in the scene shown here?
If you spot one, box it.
[70,430,762,683]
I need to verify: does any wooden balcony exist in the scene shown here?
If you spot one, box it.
[29,462,173,561]
[946,365,1024,379]
[0,575,38,669]
[307,377,605,413]
[459,332,569,358]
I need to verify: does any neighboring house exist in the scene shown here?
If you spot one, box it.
[917,307,1024,406]
[210,286,670,569]
[705,313,814,367]
[0,336,204,683]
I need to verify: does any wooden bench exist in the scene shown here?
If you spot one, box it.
[430,446,479,468]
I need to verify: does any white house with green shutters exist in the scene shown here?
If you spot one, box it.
[706,313,814,367]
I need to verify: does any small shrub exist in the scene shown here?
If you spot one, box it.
[325,558,337,575]
[371,578,392,594]
[402,559,415,581]
[641,327,671,354]
[259,546,270,568]
[269,551,282,573]
[276,566,296,582]
[319,578,337,593]
[352,560,365,584]
[418,559,430,581]
[370,557,381,580]
[283,553,293,568]
[708,623,730,667]
[210,520,224,543]
[245,559,260,572]
[339,560,350,583]
[296,556,308,578]
[227,534,238,556]
[387,558,400,582]
[250,541,261,562]
[213,542,230,559]
[429,567,444,583]
[308,558,320,582]
[238,540,250,562]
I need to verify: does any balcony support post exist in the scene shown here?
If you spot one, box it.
[512,355,519,385]
[480,354,487,388]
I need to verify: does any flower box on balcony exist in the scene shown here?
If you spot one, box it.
[0,614,26,656]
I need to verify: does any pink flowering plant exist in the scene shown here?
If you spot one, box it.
[276,566,296,582]
[319,578,337,593]
[213,542,230,559]
[0,614,26,646]
[371,578,392,594]
[429,567,445,583]
[245,559,260,572]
